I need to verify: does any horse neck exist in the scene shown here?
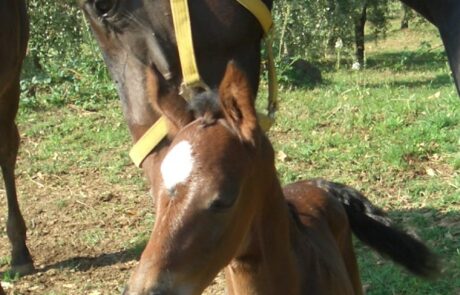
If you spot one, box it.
[224,175,300,295]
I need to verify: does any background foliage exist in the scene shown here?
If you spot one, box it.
[22,0,424,110]
[23,0,116,110]
[272,0,390,60]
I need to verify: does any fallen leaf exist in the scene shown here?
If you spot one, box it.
[1,282,13,289]
[426,168,436,176]
[277,150,289,162]
[63,283,76,289]
[28,285,41,291]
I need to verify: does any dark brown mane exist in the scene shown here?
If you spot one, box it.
[189,90,222,126]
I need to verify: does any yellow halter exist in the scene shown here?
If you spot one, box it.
[129,0,278,167]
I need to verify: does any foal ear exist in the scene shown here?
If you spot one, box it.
[218,62,258,145]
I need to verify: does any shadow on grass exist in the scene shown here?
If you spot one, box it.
[364,73,453,90]
[1,238,148,277]
[41,244,145,273]
[366,50,447,72]
[355,207,460,295]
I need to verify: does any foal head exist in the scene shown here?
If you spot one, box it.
[123,62,276,295]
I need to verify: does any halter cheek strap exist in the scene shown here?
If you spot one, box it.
[129,116,169,168]
[236,0,279,119]
[170,0,202,90]
[129,0,278,168]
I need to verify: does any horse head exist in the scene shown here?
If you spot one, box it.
[79,0,270,141]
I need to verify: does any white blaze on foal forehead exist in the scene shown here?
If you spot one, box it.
[161,141,195,190]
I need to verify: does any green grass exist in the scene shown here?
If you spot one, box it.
[11,19,460,295]
[1,270,20,283]
[17,105,142,187]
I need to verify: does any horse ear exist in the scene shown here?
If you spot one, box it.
[145,66,194,135]
[218,61,258,145]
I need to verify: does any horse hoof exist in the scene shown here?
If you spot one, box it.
[11,263,34,276]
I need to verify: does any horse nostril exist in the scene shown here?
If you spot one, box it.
[94,0,114,16]
[148,288,166,295]
[121,285,165,295]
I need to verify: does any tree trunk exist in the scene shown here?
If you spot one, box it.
[278,3,291,59]
[401,4,410,29]
[354,2,368,68]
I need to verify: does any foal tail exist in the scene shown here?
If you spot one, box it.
[310,179,439,279]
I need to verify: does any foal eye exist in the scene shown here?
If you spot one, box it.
[208,189,238,212]
[209,198,233,211]
[94,0,115,16]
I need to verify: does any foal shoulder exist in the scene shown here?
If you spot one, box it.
[284,181,347,222]
[283,180,349,239]
[283,181,357,295]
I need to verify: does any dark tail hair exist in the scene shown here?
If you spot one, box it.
[309,178,439,279]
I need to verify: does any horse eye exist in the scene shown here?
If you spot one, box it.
[208,197,234,212]
[94,0,115,16]
[208,189,238,212]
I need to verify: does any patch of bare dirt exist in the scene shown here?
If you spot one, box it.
[0,166,226,294]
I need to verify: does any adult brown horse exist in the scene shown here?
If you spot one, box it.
[0,0,34,276]
[79,0,271,163]
[123,62,438,295]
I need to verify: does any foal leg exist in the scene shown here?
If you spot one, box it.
[0,80,34,275]
[339,231,363,295]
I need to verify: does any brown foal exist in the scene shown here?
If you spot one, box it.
[123,63,438,295]
[0,0,33,276]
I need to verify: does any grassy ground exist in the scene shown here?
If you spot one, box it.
[0,18,459,295]
[270,23,460,294]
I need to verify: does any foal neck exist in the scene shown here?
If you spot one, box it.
[225,175,300,295]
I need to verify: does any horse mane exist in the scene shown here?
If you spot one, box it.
[189,90,223,125]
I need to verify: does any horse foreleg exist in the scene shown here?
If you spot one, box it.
[1,161,33,274]
[0,92,33,275]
